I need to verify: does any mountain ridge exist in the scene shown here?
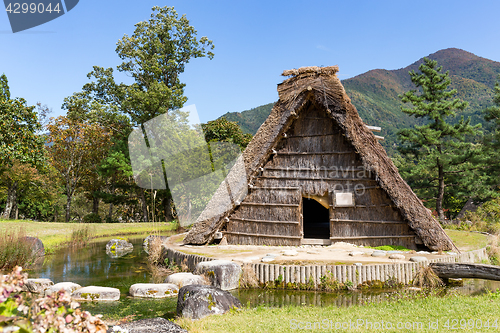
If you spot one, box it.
[220,48,500,154]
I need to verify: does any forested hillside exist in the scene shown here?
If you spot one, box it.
[220,48,500,155]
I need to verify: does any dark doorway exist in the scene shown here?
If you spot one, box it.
[302,197,330,239]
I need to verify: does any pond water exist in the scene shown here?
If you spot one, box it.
[29,236,500,310]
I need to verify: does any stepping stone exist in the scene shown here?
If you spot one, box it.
[282,250,298,256]
[265,253,278,257]
[389,254,405,260]
[387,250,404,254]
[353,263,363,266]
[195,260,242,290]
[371,250,386,257]
[417,251,430,254]
[129,283,178,298]
[349,251,365,256]
[72,286,120,301]
[307,250,320,254]
[447,252,458,256]
[23,278,53,293]
[261,257,275,263]
[409,256,428,263]
[108,317,187,333]
[165,273,207,288]
[43,282,81,296]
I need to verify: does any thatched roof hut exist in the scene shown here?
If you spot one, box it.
[184,66,456,251]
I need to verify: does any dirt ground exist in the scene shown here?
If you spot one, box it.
[165,233,457,265]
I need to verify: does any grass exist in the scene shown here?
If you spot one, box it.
[366,245,411,251]
[0,227,42,271]
[175,291,500,333]
[445,230,489,251]
[0,219,178,253]
[76,297,179,326]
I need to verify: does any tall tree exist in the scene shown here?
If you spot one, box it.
[482,75,500,189]
[82,6,214,221]
[47,116,112,222]
[397,58,482,221]
[62,92,131,219]
[0,74,45,219]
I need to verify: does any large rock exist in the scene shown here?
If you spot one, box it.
[43,282,82,296]
[177,285,242,320]
[72,286,120,301]
[23,278,53,293]
[106,317,187,333]
[143,235,169,254]
[22,236,45,256]
[106,239,133,258]
[129,283,179,298]
[165,273,207,288]
[194,260,242,290]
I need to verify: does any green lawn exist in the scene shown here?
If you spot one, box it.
[445,229,490,251]
[176,291,500,333]
[0,219,176,253]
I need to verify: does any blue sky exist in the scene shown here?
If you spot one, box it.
[1,0,500,123]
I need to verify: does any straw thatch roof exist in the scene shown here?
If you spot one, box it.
[184,66,456,251]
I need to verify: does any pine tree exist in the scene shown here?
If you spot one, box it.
[482,75,500,189]
[397,57,482,221]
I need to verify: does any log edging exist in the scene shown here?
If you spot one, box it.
[160,242,488,288]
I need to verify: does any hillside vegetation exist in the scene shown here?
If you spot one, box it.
[220,48,500,155]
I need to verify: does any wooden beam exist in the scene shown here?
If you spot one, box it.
[276,151,355,155]
[429,263,500,281]
[365,125,381,132]
[346,204,396,208]
[224,231,301,239]
[329,235,415,240]
[251,186,301,190]
[287,134,337,138]
[240,202,299,207]
[260,176,375,181]
[231,217,300,224]
[374,135,385,141]
[330,219,405,224]
[264,167,366,171]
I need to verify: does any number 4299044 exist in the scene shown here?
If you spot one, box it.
[5,2,61,14]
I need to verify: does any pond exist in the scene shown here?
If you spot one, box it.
[28,236,500,318]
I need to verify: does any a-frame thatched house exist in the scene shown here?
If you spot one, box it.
[184,66,455,251]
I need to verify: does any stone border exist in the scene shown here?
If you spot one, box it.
[161,244,487,287]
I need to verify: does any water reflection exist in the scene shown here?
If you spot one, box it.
[30,236,500,308]
[30,237,160,294]
[231,279,500,309]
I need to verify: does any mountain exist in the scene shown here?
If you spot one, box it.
[219,48,500,155]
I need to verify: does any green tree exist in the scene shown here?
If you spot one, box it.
[0,74,45,219]
[397,58,482,221]
[82,6,214,222]
[482,75,500,190]
[202,117,252,151]
[47,116,112,222]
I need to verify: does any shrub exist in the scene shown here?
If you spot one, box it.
[239,263,258,288]
[413,266,444,288]
[69,225,95,248]
[0,228,41,272]
[83,213,101,223]
[463,198,500,234]
[0,266,107,332]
